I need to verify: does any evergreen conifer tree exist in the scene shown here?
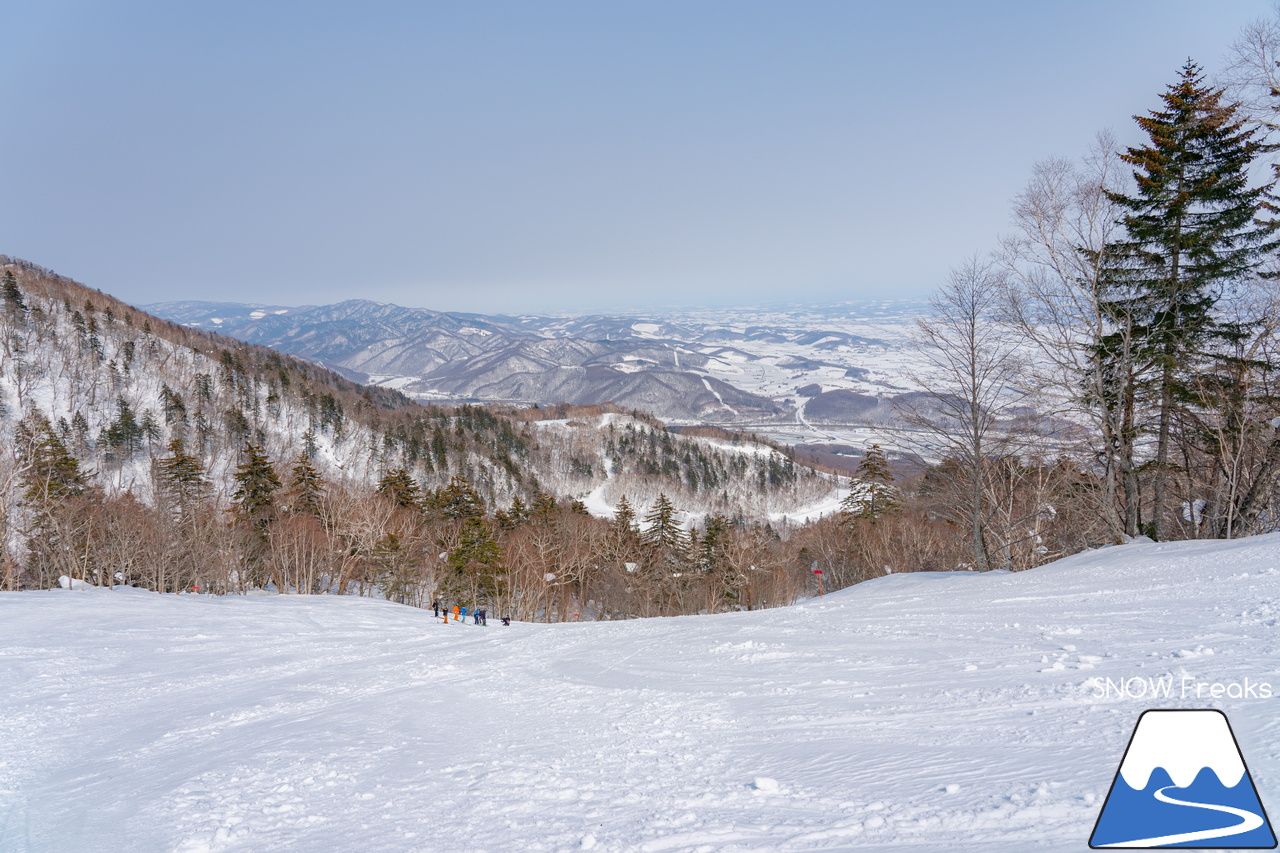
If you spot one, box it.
[16,413,86,503]
[289,450,325,516]
[430,426,448,466]
[496,496,529,529]
[232,443,281,529]
[642,493,687,550]
[529,490,558,523]
[156,438,208,517]
[301,428,319,459]
[841,444,902,522]
[1100,60,1279,538]
[70,411,91,452]
[377,468,420,508]
[613,495,636,533]
[437,476,485,519]
[697,514,729,572]
[104,398,143,456]
[2,271,27,315]
[446,516,505,601]
[508,496,529,525]
[140,409,160,444]
[15,413,91,587]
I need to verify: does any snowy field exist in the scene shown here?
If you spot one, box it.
[3,536,1279,852]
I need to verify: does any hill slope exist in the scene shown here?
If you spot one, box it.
[3,535,1277,851]
[0,257,837,520]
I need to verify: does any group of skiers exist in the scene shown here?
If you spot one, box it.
[431,599,510,627]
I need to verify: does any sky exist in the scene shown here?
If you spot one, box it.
[2,0,1277,314]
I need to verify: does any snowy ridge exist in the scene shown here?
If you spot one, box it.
[145,298,939,437]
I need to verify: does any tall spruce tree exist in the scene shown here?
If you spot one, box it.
[289,450,324,516]
[840,444,901,522]
[613,495,636,533]
[642,493,686,550]
[697,514,729,572]
[17,412,86,504]
[446,516,504,603]
[1101,60,1279,539]
[156,438,208,519]
[641,493,689,594]
[377,468,420,508]
[104,398,144,457]
[436,475,485,519]
[16,413,91,587]
[232,443,281,530]
[529,490,558,524]
[2,271,27,316]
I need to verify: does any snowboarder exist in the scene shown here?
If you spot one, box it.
[478,608,487,626]
[473,609,480,625]
[501,616,511,626]
[453,604,460,621]
[432,599,439,617]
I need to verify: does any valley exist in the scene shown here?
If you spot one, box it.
[147,298,937,461]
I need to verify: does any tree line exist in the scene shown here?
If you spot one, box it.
[8,410,828,618]
[884,24,1280,572]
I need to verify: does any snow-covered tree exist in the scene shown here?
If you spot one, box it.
[840,444,901,523]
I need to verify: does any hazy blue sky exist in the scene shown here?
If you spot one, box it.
[2,1,1276,313]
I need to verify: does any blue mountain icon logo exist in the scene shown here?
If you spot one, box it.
[1091,709,1276,848]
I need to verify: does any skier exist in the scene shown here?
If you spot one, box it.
[478,608,487,626]
[453,604,460,622]
[432,599,439,618]
[473,609,480,625]
[460,605,468,623]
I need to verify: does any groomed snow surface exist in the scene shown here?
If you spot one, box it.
[3,536,1279,852]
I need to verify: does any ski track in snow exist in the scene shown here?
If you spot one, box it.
[2,536,1280,851]
[699,377,733,414]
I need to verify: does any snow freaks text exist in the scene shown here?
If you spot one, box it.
[1089,676,1273,701]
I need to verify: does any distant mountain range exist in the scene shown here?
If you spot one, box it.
[147,299,929,431]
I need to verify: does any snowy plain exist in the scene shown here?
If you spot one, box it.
[2,535,1279,852]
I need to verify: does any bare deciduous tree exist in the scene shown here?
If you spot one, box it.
[997,135,1136,538]
[893,259,1030,571]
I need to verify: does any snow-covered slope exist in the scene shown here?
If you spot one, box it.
[3,535,1279,851]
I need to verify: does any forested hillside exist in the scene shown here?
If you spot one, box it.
[0,257,846,618]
